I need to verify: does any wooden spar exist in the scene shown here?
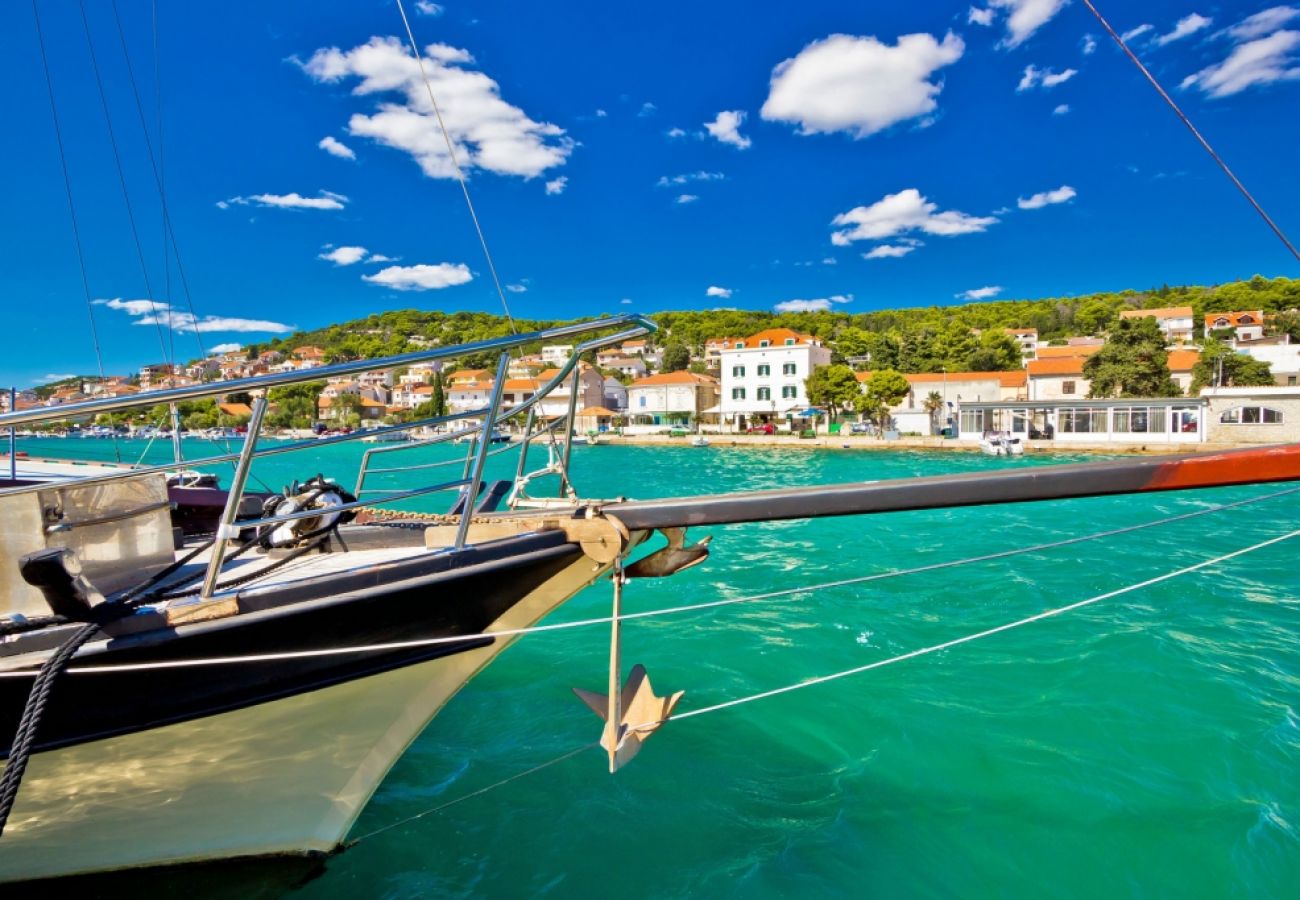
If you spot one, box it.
[599,443,1300,531]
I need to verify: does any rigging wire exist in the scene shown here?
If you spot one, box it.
[7,482,1296,677]
[30,0,119,463]
[393,0,518,333]
[77,0,174,368]
[110,0,206,360]
[1082,0,1300,263]
[349,515,1300,842]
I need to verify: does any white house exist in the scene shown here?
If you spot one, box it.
[534,366,606,420]
[602,355,648,379]
[718,328,831,429]
[625,372,720,431]
[603,376,628,412]
[540,345,574,366]
[1204,310,1265,342]
[1119,306,1194,345]
[1236,336,1300,385]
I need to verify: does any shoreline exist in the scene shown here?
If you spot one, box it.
[595,433,1248,455]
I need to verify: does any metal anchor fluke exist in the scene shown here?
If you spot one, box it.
[573,664,684,772]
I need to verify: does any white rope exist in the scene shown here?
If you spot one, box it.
[666,526,1300,724]
[1,486,1295,677]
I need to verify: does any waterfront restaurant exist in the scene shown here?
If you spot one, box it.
[955,398,1207,445]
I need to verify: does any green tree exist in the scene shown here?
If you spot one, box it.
[1189,340,1275,392]
[967,331,1022,371]
[428,370,447,418]
[804,364,862,421]
[860,369,911,436]
[661,342,691,372]
[1083,317,1181,398]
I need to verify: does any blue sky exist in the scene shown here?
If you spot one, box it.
[5,1,1300,385]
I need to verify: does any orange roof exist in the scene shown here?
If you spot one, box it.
[577,406,618,417]
[502,379,542,391]
[1005,328,1037,335]
[1167,349,1201,371]
[735,328,816,348]
[217,402,253,417]
[705,336,743,349]
[629,371,718,387]
[1204,310,1264,328]
[1119,306,1193,319]
[1037,344,1101,359]
[447,369,489,383]
[1027,357,1087,376]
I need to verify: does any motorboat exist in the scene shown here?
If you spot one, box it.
[980,431,1025,457]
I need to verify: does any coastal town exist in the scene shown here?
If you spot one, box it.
[6,299,1300,451]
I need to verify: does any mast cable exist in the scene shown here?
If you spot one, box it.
[394,0,518,333]
[110,0,206,359]
[1082,0,1300,263]
[30,0,119,462]
[77,0,173,368]
[7,483,1295,677]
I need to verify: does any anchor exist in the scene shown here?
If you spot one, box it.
[573,558,683,772]
[624,527,711,579]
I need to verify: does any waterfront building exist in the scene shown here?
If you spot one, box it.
[955,398,1206,445]
[1119,306,1195,345]
[602,375,628,412]
[718,328,830,430]
[1202,386,1300,442]
[1027,356,1090,400]
[535,366,605,420]
[1235,336,1300,385]
[625,371,720,431]
[1204,310,1265,342]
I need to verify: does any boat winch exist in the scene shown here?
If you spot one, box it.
[258,475,357,549]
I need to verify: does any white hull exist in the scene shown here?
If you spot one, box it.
[0,548,616,883]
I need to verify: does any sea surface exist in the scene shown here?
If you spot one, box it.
[12,436,1300,898]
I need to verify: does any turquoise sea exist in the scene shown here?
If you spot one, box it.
[12,436,1300,898]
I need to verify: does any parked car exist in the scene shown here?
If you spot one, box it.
[849,422,871,435]
[747,423,775,435]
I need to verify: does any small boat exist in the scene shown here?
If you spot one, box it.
[690,436,710,448]
[980,431,1025,457]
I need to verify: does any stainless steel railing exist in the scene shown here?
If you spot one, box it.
[0,314,654,598]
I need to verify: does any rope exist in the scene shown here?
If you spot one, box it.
[1082,0,1300,263]
[665,525,1300,723]
[346,742,597,845]
[3,485,1293,677]
[0,622,101,836]
[30,0,118,464]
[393,0,518,333]
[346,517,1300,845]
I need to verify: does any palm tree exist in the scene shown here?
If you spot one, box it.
[923,390,944,436]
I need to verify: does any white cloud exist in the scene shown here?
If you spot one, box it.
[989,0,1070,48]
[656,171,725,187]
[638,102,657,117]
[761,31,964,138]
[300,37,572,180]
[1154,13,1213,46]
[1017,184,1077,209]
[703,110,752,148]
[319,245,368,265]
[218,190,347,210]
[863,242,919,259]
[595,108,608,117]
[1227,7,1300,41]
[675,194,699,204]
[1122,24,1154,42]
[1182,28,1300,97]
[545,176,568,195]
[415,1,443,15]
[1053,103,1070,115]
[36,373,76,383]
[956,286,1003,301]
[620,298,633,305]
[1017,64,1077,91]
[666,127,687,138]
[1082,34,1097,55]
[362,263,473,291]
[207,343,242,355]
[706,286,733,299]
[831,188,997,245]
[318,136,356,160]
[95,298,294,333]
[969,7,995,27]
[822,257,837,265]
[505,283,527,293]
[774,294,853,313]
[368,253,396,263]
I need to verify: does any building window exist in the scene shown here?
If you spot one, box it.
[1219,406,1283,425]
[1173,407,1200,433]
[757,364,770,377]
[782,363,796,375]
[1289,376,1297,386]
[731,388,746,400]
[959,408,985,433]
[782,386,798,399]
[1058,408,1107,433]
[735,342,745,349]
[732,366,745,378]
[785,338,795,346]
[1061,380,1076,395]
[1113,406,1167,434]
[638,396,646,407]
[757,387,771,401]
